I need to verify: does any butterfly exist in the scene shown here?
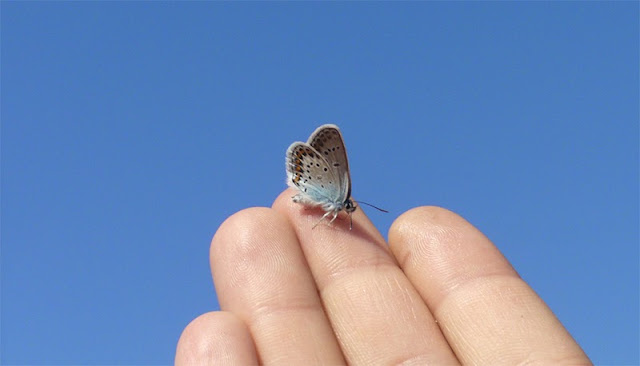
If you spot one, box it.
[285,124,386,229]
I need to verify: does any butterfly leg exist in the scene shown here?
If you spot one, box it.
[328,210,339,224]
[312,211,333,229]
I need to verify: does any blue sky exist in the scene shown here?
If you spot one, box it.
[2,2,637,364]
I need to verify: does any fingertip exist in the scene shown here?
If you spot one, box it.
[272,188,299,211]
[212,206,274,240]
[389,205,517,309]
[175,311,258,366]
[211,207,288,255]
[389,206,466,245]
[210,207,294,291]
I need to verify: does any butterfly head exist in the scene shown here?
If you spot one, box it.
[344,199,357,214]
[343,199,356,230]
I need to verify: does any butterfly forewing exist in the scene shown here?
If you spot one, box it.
[286,142,343,204]
[307,124,352,199]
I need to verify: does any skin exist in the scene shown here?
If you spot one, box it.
[176,188,591,365]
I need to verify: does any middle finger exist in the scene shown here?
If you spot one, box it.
[273,189,459,365]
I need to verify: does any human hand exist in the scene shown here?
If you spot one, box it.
[176,188,590,365]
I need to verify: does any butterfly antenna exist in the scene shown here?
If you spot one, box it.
[355,201,389,213]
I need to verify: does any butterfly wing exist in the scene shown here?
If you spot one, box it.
[286,142,343,210]
[307,124,351,202]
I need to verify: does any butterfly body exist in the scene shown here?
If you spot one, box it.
[286,124,356,227]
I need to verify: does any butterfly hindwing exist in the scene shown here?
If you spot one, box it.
[286,142,342,206]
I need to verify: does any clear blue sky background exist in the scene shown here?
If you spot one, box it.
[2,2,638,365]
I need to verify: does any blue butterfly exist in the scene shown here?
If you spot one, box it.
[286,124,386,229]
